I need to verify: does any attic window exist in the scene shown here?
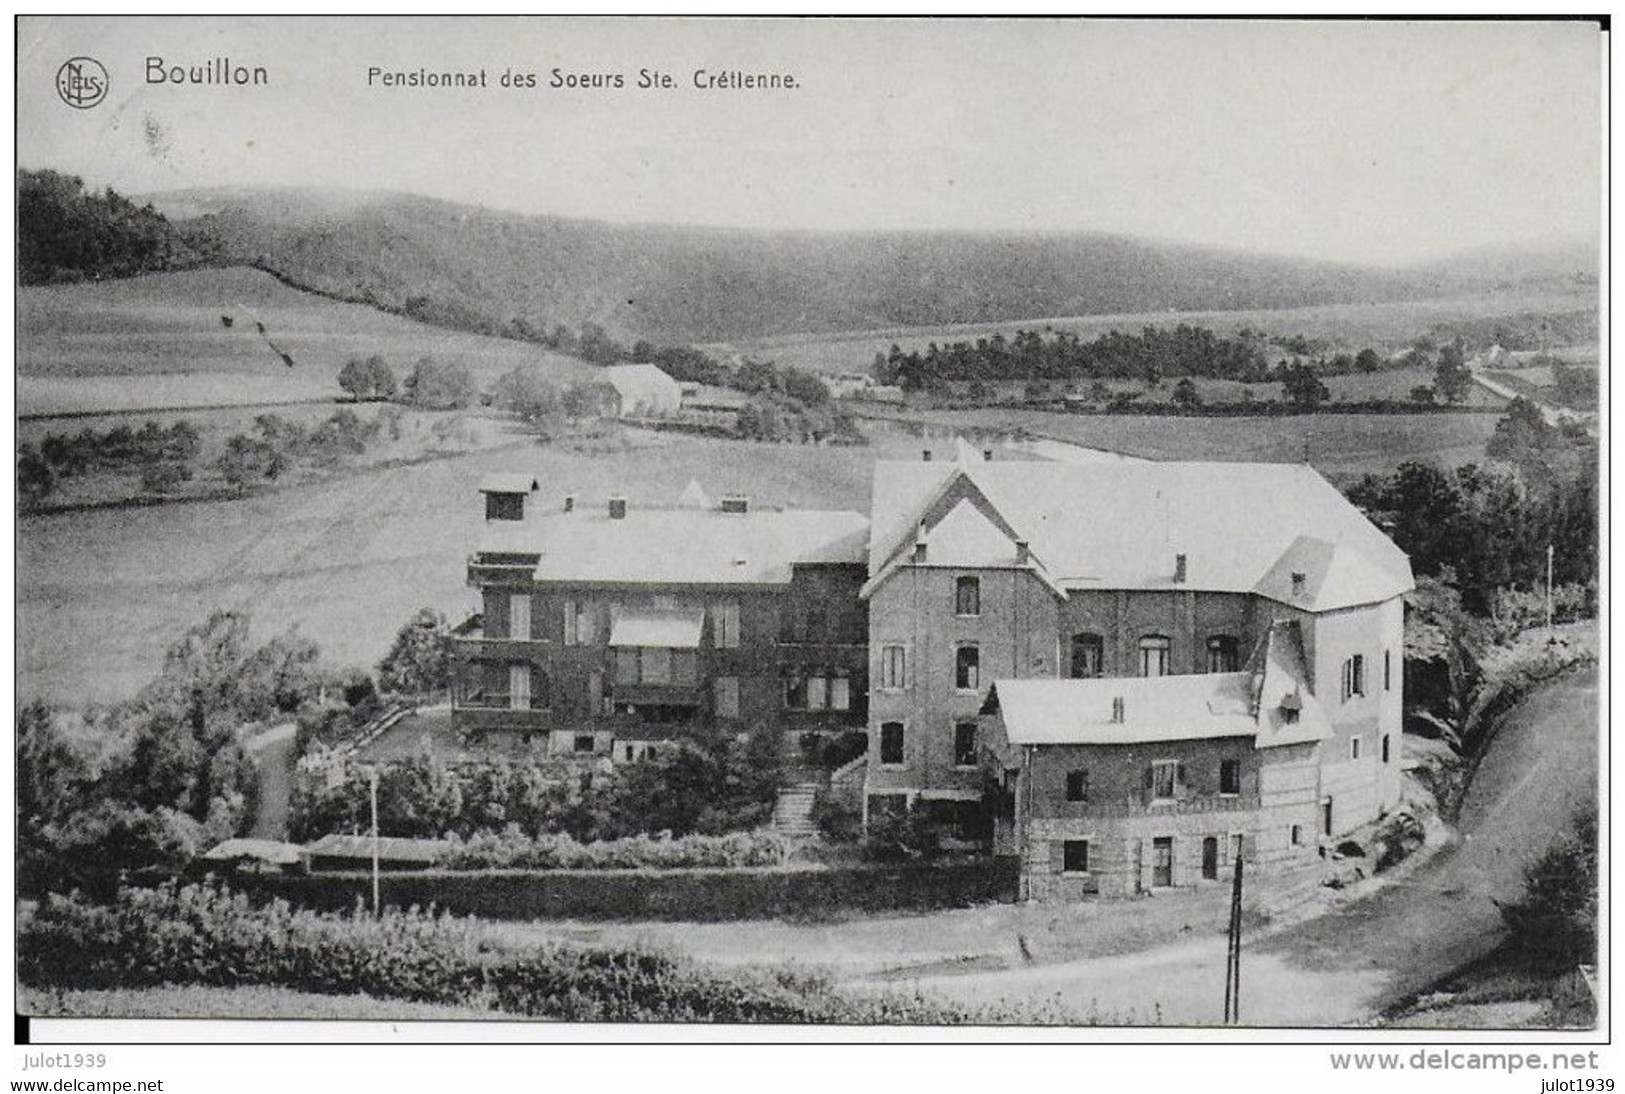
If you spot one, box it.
[1290,571,1307,597]
[1110,696,1125,723]
[1279,691,1302,724]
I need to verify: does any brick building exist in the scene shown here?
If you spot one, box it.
[453,476,870,759]
[859,444,1411,897]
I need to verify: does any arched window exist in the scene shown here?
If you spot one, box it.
[1206,634,1239,673]
[1138,634,1171,677]
[1069,633,1104,678]
[954,575,981,616]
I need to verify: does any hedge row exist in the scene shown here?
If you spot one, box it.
[228,859,1019,922]
[436,829,799,871]
[19,880,1062,1024]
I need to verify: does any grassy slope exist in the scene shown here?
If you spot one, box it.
[18,266,591,415]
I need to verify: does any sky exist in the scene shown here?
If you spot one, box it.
[16,16,1605,268]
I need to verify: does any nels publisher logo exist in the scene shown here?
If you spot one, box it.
[56,56,108,109]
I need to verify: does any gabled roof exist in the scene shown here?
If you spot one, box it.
[479,473,539,495]
[479,503,869,586]
[869,458,1411,610]
[987,622,1331,750]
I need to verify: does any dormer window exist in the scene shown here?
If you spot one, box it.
[1279,691,1302,725]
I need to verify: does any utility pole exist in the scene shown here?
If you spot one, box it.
[1223,853,1244,1024]
[1546,543,1556,642]
[369,765,381,917]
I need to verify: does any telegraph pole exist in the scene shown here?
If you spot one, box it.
[1546,543,1556,641]
[1223,853,1244,1024]
[369,766,381,917]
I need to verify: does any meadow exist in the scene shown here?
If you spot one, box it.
[710,287,1596,376]
[18,266,590,416]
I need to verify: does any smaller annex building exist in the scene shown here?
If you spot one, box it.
[981,620,1332,899]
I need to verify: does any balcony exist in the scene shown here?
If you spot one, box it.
[1049,791,1261,819]
[466,555,537,587]
[452,635,546,662]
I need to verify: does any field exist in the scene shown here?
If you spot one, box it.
[17,430,896,705]
[710,287,1596,376]
[860,408,1503,483]
[18,266,590,416]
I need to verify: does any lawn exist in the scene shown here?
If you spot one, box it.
[18,983,506,1020]
[712,287,1597,376]
[18,266,591,416]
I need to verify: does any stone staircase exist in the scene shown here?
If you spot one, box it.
[771,782,821,837]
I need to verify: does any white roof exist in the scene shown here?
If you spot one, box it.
[989,621,1332,750]
[479,473,539,495]
[869,458,1411,610]
[608,609,705,648]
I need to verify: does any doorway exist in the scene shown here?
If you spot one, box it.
[1201,836,1219,880]
[1152,836,1174,887]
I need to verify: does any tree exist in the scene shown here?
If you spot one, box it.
[1410,384,1436,406]
[490,366,562,431]
[1172,377,1202,409]
[18,445,54,506]
[1355,348,1383,373]
[403,358,476,409]
[378,608,453,698]
[1403,572,1486,750]
[140,461,193,495]
[1278,360,1330,409]
[216,433,280,488]
[1434,336,1473,404]
[337,355,398,401]
[561,379,619,421]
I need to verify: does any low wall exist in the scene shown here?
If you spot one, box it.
[229,859,1019,922]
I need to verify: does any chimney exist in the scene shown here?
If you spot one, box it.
[1174,553,1188,583]
[608,496,627,520]
[1015,540,1030,564]
[563,494,576,513]
[913,523,928,564]
[721,494,749,514]
[1290,571,1307,597]
[1110,696,1125,724]
[922,449,933,462]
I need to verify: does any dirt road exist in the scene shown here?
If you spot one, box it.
[901,668,1598,1025]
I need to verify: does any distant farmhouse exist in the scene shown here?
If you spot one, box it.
[454,441,1412,899]
[600,363,683,417]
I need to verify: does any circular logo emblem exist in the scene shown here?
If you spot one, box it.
[56,57,108,109]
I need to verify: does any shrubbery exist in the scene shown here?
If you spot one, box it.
[437,828,797,870]
[1501,809,1597,966]
[18,881,1063,1023]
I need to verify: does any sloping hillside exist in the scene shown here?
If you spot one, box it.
[18,265,589,415]
[156,187,1436,346]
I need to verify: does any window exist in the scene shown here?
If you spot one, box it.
[879,721,905,766]
[1382,733,1391,764]
[1384,649,1392,691]
[573,734,595,754]
[714,602,740,649]
[954,575,981,616]
[615,648,639,686]
[806,674,828,711]
[563,601,595,646]
[1062,840,1090,874]
[1322,797,1334,837]
[1139,635,1171,677]
[1069,633,1104,678]
[1342,654,1366,701]
[508,663,531,710]
[1350,736,1362,761]
[587,669,608,714]
[1231,833,1245,863]
[642,646,673,685]
[1219,758,1241,796]
[829,674,851,711]
[1110,696,1125,723]
[881,645,907,690]
[623,745,635,762]
[953,722,978,767]
[955,644,980,691]
[1150,760,1179,801]
[1206,635,1239,673]
[509,594,531,640]
[714,676,740,719]
[1065,769,1089,803]
[1290,824,1303,846]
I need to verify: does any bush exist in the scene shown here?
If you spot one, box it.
[18,880,1057,1023]
[810,791,863,844]
[438,828,796,870]
[1501,809,1596,965]
[403,358,476,409]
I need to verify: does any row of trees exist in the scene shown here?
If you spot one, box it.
[19,420,202,505]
